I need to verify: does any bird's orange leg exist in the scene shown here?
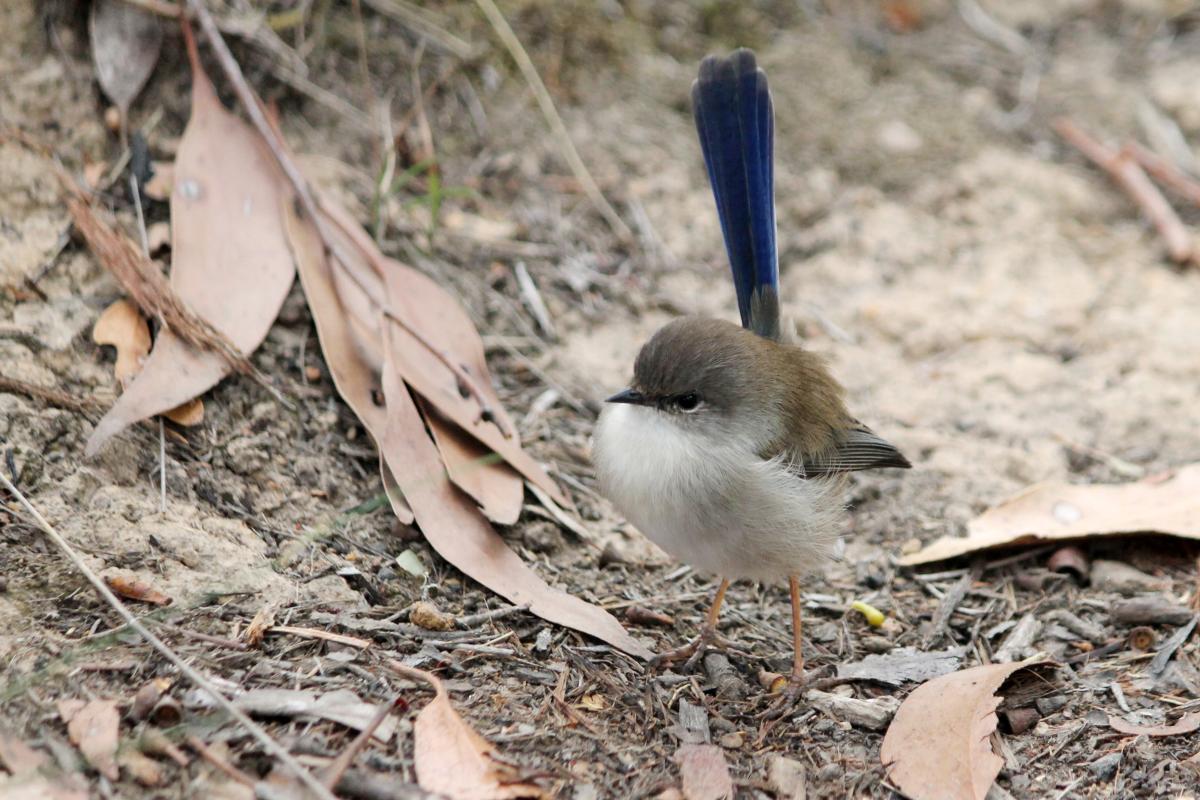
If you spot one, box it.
[788,574,805,681]
[651,577,732,670]
[760,574,811,719]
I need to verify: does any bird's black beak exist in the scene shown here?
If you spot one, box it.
[605,388,647,405]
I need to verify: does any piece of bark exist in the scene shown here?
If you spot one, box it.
[837,647,965,687]
[808,690,899,731]
[993,613,1043,663]
[1112,597,1194,626]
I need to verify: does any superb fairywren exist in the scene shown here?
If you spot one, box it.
[593,50,910,698]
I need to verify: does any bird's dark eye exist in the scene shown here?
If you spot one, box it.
[676,392,701,412]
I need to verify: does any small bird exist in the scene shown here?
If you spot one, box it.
[593,50,910,703]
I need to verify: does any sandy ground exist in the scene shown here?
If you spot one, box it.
[3,0,1200,797]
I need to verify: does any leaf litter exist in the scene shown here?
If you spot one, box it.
[88,0,162,127]
[85,21,295,455]
[902,463,1200,565]
[881,661,1056,800]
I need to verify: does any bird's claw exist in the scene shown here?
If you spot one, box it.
[758,671,810,720]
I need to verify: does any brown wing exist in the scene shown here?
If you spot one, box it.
[795,425,911,477]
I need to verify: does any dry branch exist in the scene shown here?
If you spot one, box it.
[64,194,259,376]
[1124,140,1200,208]
[1053,118,1193,264]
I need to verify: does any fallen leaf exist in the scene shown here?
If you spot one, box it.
[235,689,397,742]
[380,328,651,659]
[0,731,48,775]
[142,162,174,201]
[881,661,1054,800]
[283,196,414,523]
[243,603,276,647]
[285,199,646,656]
[0,773,88,800]
[146,221,171,253]
[396,664,544,799]
[422,400,524,525]
[674,744,733,800]
[64,699,119,781]
[1109,711,1200,737]
[901,464,1200,565]
[320,198,547,515]
[92,299,205,426]
[103,572,172,606]
[85,21,294,454]
[766,755,807,800]
[88,0,162,122]
[117,749,164,787]
[93,299,150,388]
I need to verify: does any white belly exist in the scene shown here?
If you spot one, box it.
[592,404,844,582]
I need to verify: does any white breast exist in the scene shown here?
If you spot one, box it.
[592,404,844,582]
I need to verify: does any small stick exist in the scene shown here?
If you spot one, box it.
[456,603,530,629]
[130,172,168,514]
[320,696,401,790]
[156,622,248,651]
[1053,118,1193,263]
[186,734,256,786]
[0,376,103,413]
[472,0,632,242]
[0,473,337,800]
[269,625,372,649]
[1124,140,1200,208]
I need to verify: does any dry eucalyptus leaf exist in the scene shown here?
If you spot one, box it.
[901,464,1200,565]
[64,699,119,781]
[422,399,524,525]
[881,660,1053,800]
[235,689,397,742]
[282,197,414,524]
[675,744,734,800]
[401,666,544,799]
[1109,711,1200,737]
[318,199,560,512]
[380,329,651,658]
[86,22,294,453]
[92,299,205,426]
[88,0,162,121]
[93,299,150,388]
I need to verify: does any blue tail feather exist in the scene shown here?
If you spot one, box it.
[692,49,780,340]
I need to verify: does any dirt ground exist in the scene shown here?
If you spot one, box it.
[3,0,1200,797]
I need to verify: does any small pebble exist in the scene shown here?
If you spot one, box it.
[1090,752,1122,780]
[410,601,456,631]
[1035,696,1069,716]
[718,731,743,749]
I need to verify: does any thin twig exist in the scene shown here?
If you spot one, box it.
[1053,117,1194,264]
[320,696,401,790]
[186,0,508,437]
[360,0,478,59]
[186,734,256,786]
[472,0,632,242]
[1124,140,1200,208]
[0,473,337,800]
[0,376,104,413]
[130,173,168,513]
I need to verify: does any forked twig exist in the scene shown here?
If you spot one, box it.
[1053,117,1194,264]
[1123,140,1200,208]
[472,0,632,242]
[186,0,510,437]
[0,473,337,800]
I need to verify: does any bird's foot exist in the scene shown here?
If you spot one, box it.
[758,669,812,720]
[650,626,736,672]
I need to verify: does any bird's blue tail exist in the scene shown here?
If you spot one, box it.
[692,49,780,340]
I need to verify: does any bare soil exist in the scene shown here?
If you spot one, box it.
[3,1,1200,797]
